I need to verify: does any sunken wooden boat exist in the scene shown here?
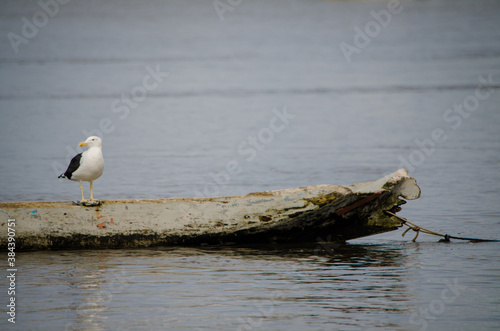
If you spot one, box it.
[0,169,420,251]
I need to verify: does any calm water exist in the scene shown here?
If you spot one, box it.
[1,0,500,330]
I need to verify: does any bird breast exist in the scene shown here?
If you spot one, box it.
[71,148,104,181]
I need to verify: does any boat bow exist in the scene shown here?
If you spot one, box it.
[0,169,420,250]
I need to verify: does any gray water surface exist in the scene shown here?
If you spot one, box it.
[1,0,500,330]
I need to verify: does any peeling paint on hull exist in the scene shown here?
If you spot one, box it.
[0,169,420,251]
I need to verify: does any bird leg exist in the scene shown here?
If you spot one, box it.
[80,181,87,202]
[89,181,94,201]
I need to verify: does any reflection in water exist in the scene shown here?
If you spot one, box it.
[14,240,500,330]
[17,244,415,330]
[61,251,138,331]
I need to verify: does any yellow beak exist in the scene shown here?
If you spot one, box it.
[79,142,89,147]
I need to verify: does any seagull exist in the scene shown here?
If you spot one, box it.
[58,136,104,203]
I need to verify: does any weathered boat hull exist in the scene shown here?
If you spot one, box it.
[0,169,420,251]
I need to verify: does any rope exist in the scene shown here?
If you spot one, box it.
[384,211,500,243]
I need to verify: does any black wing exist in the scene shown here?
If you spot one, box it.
[59,153,82,179]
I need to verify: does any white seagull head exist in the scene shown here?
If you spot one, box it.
[79,136,103,148]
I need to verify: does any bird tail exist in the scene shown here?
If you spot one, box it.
[58,174,67,179]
